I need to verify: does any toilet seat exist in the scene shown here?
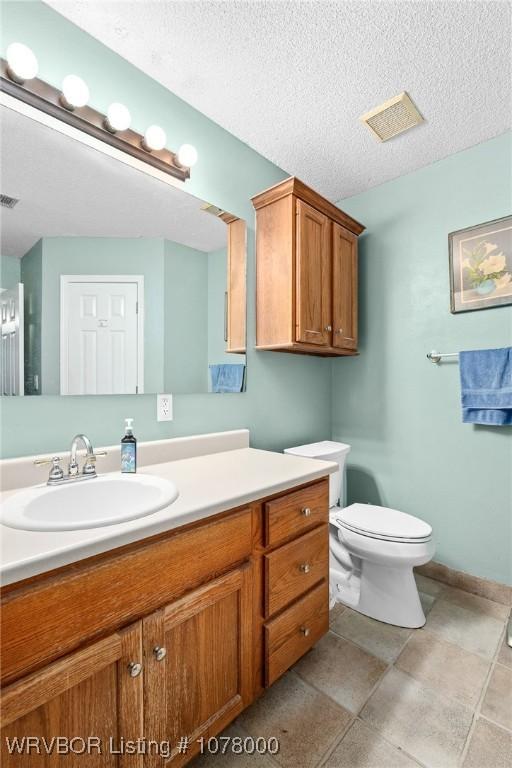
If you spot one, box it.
[331,503,432,544]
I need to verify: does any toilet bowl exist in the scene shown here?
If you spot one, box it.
[284,441,435,629]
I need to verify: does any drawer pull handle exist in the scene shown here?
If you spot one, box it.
[299,563,311,574]
[300,626,311,637]
[127,661,142,678]
[153,646,167,662]
[301,507,312,517]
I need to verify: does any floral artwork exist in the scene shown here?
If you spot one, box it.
[449,216,512,312]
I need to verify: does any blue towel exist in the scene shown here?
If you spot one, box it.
[209,363,245,393]
[459,347,512,425]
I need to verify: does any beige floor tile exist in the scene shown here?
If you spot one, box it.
[463,718,512,768]
[360,667,473,768]
[330,608,411,663]
[190,724,278,767]
[419,591,435,616]
[425,598,504,659]
[414,573,445,597]
[322,719,420,768]
[481,664,512,731]
[441,584,510,620]
[238,671,352,768]
[293,631,387,713]
[396,630,490,708]
[497,632,512,669]
[329,602,346,627]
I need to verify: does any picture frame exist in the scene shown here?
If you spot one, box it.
[448,215,512,313]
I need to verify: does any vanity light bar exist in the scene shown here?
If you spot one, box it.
[0,57,192,182]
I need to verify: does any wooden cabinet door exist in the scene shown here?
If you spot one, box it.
[143,565,253,765]
[332,222,358,350]
[0,623,143,767]
[295,199,332,345]
[226,218,247,353]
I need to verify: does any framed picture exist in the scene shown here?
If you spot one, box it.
[449,215,512,313]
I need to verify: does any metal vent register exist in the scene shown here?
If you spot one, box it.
[360,92,424,142]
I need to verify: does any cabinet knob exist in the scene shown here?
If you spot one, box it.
[335,328,343,334]
[325,325,332,332]
[299,563,311,574]
[301,507,312,517]
[300,626,311,637]
[153,645,167,662]
[127,661,142,678]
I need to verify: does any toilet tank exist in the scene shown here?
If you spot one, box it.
[284,441,351,508]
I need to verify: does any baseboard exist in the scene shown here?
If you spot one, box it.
[417,560,512,607]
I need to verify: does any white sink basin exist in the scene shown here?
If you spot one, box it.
[1,473,179,532]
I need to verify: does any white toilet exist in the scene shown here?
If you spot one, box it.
[284,441,435,628]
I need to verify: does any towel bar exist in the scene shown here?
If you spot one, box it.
[427,351,459,364]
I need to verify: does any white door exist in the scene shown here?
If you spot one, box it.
[0,283,24,396]
[60,276,143,395]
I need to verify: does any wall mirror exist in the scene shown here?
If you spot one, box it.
[0,102,247,396]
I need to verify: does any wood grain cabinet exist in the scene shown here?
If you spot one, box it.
[0,478,330,766]
[252,177,365,356]
[224,216,247,354]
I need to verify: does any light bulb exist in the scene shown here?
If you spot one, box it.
[61,75,89,110]
[142,125,166,151]
[105,102,131,132]
[6,42,38,83]
[177,144,198,168]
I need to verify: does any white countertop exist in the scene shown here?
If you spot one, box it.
[0,447,336,586]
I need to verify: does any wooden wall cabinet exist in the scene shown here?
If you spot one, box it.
[225,216,247,354]
[0,478,329,766]
[252,177,365,356]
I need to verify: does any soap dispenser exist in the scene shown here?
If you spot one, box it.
[121,418,137,473]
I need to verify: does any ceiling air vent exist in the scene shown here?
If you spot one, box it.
[0,194,20,209]
[360,92,423,142]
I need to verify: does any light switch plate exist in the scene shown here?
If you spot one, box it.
[157,394,173,422]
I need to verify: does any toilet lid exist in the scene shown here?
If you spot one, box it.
[334,503,432,543]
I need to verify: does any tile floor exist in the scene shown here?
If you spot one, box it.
[193,573,512,768]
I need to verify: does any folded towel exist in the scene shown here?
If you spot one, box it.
[459,347,512,425]
[209,363,245,393]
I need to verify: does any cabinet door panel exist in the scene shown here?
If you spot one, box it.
[332,222,358,350]
[226,218,247,353]
[1,624,143,767]
[295,200,331,345]
[143,565,252,765]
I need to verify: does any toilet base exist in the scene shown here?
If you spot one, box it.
[331,559,426,628]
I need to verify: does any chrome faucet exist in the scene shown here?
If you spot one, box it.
[69,434,95,477]
[34,434,107,486]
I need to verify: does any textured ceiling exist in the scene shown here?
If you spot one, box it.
[1,105,227,258]
[45,0,511,201]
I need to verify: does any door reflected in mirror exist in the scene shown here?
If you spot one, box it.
[0,104,247,396]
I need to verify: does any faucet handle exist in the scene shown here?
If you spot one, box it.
[82,450,108,475]
[34,456,64,483]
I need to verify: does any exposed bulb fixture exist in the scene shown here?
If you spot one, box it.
[6,42,38,84]
[177,144,198,168]
[142,124,166,152]
[60,74,89,110]
[104,102,131,132]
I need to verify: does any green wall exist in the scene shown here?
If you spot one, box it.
[0,1,332,457]
[164,240,208,393]
[333,133,512,585]
[0,254,20,290]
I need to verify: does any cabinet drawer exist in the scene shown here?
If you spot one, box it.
[264,580,328,686]
[264,480,328,548]
[264,525,328,617]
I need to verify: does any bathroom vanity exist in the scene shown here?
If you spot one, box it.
[0,433,334,765]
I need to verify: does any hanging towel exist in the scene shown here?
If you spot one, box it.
[209,363,245,393]
[459,347,512,425]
